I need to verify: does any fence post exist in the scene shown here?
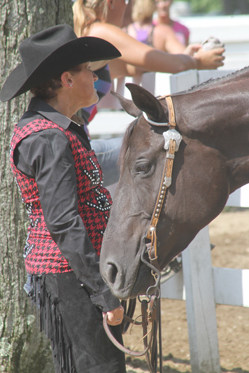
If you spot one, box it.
[182,226,221,373]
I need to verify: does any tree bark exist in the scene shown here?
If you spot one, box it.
[0,2,72,372]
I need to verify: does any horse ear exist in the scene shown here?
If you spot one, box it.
[110,91,141,118]
[125,83,167,123]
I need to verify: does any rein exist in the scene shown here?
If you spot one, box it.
[103,96,182,373]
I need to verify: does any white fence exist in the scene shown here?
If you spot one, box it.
[90,69,249,373]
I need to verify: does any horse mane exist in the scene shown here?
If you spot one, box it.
[172,65,249,96]
[118,65,249,169]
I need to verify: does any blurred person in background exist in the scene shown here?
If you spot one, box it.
[73,0,225,127]
[154,0,190,46]
[124,0,203,55]
[123,0,156,45]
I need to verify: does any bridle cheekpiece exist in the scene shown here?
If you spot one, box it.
[144,96,182,268]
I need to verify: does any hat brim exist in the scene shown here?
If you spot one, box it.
[0,36,121,102]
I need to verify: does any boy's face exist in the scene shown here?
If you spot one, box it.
[155,0,173,16]
[70,62,99,109]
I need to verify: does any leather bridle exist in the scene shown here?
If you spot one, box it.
[145,95,182,268]
[103,95,182,373]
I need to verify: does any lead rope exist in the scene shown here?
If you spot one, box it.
[103,96,182,373]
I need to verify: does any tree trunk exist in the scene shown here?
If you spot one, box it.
[0,2,73,372]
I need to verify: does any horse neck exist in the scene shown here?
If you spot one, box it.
[173,79,249,192]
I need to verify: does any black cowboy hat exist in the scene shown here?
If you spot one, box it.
[0,24,121,102]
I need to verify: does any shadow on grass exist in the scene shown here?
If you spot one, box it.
[221,368,249,373]
[126,353,191,372]
[126,354,249,373]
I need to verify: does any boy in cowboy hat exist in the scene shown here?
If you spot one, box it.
[1,24,126,373]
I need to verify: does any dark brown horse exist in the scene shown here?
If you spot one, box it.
[99,68,249,300]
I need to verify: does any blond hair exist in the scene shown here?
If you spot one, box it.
[73,0,108,37]
[132,0,156,23]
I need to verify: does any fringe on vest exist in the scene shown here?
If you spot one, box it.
[25,274,77,373]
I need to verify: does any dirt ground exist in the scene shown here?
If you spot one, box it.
[123,208,249,373]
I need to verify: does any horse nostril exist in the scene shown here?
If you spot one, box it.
[106,263,118,285]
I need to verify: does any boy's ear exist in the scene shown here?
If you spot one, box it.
[61,71,73,88]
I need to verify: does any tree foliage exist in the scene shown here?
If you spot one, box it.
[189,0,223,14]
[183,0,249,14]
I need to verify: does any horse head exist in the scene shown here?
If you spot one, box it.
[100,75,249,299]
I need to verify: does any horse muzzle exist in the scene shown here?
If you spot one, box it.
[100,240,158,299]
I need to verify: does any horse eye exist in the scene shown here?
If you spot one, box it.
[136,163,151,174]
